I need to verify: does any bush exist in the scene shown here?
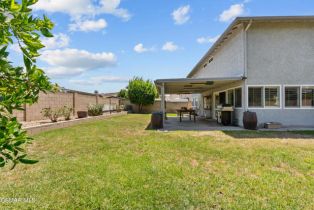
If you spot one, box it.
[88,104,103,116]
[118,89,128,99]
[61,106,73,120]
[128,77,158,113]
[41,108,62,122]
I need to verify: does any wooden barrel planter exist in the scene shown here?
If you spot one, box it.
[243,111,257,130]
[77,111,88,118]
[151,112,163,129]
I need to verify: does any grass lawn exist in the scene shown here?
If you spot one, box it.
[1,114,314,209]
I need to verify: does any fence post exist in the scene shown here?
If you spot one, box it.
[23,104,27,121]
[96,94,99,105]
[73,92,76,116]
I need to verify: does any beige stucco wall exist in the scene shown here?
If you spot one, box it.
[246,21,314,126]
[192,26,245,79]
[247,21,314,85]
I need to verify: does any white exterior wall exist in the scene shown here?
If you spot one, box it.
[192,27,245,79]
[190,27,245,124]
[246,21,314,127]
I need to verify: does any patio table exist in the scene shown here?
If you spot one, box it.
[177,109,196,122]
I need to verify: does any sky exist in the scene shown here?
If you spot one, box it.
[9,0,314,93]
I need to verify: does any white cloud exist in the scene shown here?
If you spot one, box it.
[172,5,190,25]
[70,76,128,86]
[133,43,154,53]
[40,48,117,77]
[69,19,107,32]
[196,35,220,44]
[219,4,244,22]
[45,67,85,78]
[162,42,179,52]
[32,0,131,21]
[42,33,70,49]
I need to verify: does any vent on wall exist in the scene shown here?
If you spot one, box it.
[208,57,213,64]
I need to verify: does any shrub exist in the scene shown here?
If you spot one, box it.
[61,106,73,120]
[128,77,158,113]
[41,108,62,122]
[118,89,128,99]
[88,104,103,116]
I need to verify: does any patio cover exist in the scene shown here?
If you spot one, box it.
[155,76,244,94]
[155,76,244,121]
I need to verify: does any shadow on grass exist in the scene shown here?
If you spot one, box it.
[223,130,314,139]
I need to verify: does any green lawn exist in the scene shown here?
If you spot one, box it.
[1,114,314,209]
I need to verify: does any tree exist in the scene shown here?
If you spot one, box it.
[0,0,54,169]
[127,77,158,113]
[117,88,128,99]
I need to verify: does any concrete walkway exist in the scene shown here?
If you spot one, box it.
[162,116,314,132]
[163,117,244,131]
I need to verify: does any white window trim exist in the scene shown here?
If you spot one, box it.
[246,85,282,109]
[283,84,314,109]
[214,86,243,109]
[234,87,243,109]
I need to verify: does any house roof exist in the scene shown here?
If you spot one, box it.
[187,16,314,78]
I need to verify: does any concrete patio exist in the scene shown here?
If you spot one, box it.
[163,116,244,131]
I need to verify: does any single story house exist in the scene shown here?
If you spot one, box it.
[155,16,314,127]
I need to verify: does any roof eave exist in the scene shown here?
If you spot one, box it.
[186,15,314,78]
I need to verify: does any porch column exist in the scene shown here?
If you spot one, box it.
[160,83,166,121]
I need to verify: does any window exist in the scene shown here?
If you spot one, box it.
[248,87,263,107]
[227,90,234,105]
[285,87,300,107]
[302,86,314,107]
[265,87,280,107]
[235,88,242,108]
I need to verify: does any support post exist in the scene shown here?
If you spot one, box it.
[160,83,165,122]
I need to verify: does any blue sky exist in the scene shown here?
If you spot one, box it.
[10,0,314,93]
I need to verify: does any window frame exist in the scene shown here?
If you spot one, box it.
[283,85,314,109]
[264,86,281,108]
[301,86,314,108]
[247,85,282,109]
[234,87,243,108]
[213,86,243,109]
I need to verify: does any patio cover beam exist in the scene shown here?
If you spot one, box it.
[155,76,245,94]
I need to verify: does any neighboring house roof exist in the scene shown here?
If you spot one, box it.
[187,16,314,78]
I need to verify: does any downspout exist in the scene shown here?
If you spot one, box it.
[243,19,252,111]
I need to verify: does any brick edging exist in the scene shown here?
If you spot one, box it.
[25,112,127,135]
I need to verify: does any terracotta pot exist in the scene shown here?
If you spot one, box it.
[77,111,88,118]
[243,111,257,130]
